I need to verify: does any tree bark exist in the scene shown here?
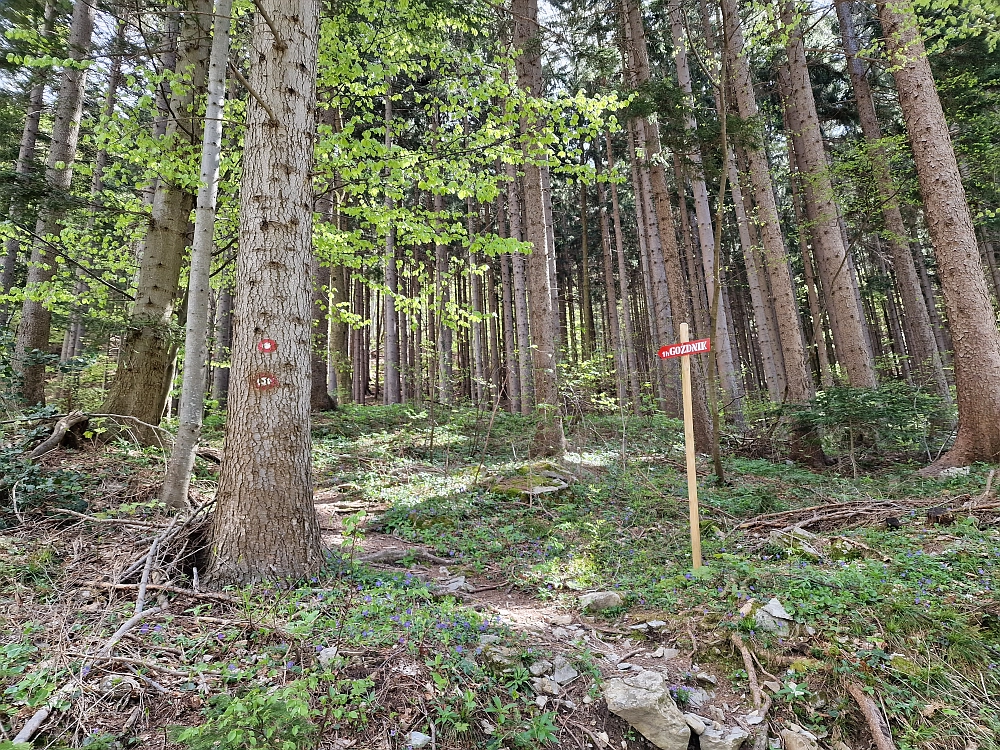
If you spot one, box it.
[102,0,212,437]
[879,0,1000,467]
[211,287,232,402]
[721,0,813,404]
[309,258,335,411]
[13,0,95,405]
[835,0,948,398]
[779,1,876,388]
[206,0,323,585]
[513,0,565,455]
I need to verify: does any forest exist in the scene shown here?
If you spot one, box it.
[1,0,1000,747]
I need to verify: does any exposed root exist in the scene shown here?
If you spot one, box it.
[846,682,897,750]
[357,547,453,566]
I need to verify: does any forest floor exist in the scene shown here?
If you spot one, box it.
[2,405,999,750]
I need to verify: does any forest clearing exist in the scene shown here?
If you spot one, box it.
[1,0,1000,747]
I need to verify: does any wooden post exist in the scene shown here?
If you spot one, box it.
[679,322,702,569]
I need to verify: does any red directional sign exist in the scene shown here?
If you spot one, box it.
[658,338,711,360]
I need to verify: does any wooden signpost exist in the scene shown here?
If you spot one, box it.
[658,323,711,570]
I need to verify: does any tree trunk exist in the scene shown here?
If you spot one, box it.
[102,0,212,437]
[513,0,565,455]
[206,0,323,585]
[579,180,596,359]
[309,258,335,411]
[605,133,642,413]
[211,287,232,402]
[879,0,1000,467]
[161,0,233,510]
[835,0,948,398]
[779,1,876,388]
[597,175,627,408]
[13,0,95,405]
[497,190,522,413]
[433,190,453,405]
[721,0,813,404]
[330,264,352,405]
[382,88,401,404]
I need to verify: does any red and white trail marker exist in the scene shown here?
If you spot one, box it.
[658,338,711,360]
[257,339,278,353]
[658,324,710,570]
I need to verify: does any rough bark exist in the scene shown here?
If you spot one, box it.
[102,0,212,437]
[513,0,565,455]
[779,1,876,388]
[211,287,232,402]
[835,0,948,397]
[879,0,1000,467]
[508,168,534,412]
[310,258,335,411]
[206,0,323,585]
[13,0,95,405]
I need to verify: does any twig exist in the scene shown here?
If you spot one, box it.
[228,62,278,125]
[846,682,897,750]
[357,547,453,566]
[52,509,162,528]
[135,538,160,616]
[97,606,165,658]
[249,0,285,48]
[91,582,241,606]
[731,633,772,750]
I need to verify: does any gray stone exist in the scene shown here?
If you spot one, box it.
[531,676,561,695]
[939,466,971,478]
[646,620,668,629]
[700,726,749,750]
[779,730,818,750]
[406,731,432,749]
[549,614,574,625]
[707,706,726,723]
[433,576,470,594]
[755,597,793,636]
[696,672,718,686]
[529,659,553,676]
[552,627,572,640]
[478,634,501,645]
[617,662,633,670]
[551,655,579,685]
[99,674,139,699]
[318,646,340,669]
[662,648,680,660]
[603,670,691,750]
[686,687,711,709]
[579,591,623,611]
[683,713,707,735]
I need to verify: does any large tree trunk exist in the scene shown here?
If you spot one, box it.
[102,0,212,437]
[835,0,948,398]
[779,1,876,388]
[211,287,232,402]
[13,0,95,405]
[310,258,335,411]
[878,0,1000,467]
[162,0,234,509]
[513,0,565,455]
[508,171,534,413]
[382,88,401,404]
[206,0,323,585]
[721,0,813,405]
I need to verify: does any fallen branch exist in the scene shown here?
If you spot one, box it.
[29,411,88,459]
[357,547,453,566]
[91,581,241,606]
[846,682,897,750]
[731,633,772,750]
[52,509,163,528]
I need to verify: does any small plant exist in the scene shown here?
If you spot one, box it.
[170,683,316,750]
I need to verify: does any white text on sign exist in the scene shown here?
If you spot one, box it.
[658,338,711,359]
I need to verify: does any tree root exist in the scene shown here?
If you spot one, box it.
[357,547,453,565]
[846,682,897,750]
[29,411,88,459]
[731,633,772,750]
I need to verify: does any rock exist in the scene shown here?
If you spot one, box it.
[779,730,818,750]
[617,662,633,670]
[406,731,432,749]
[696,672,718,686]
[939,466,971,478]
[762,680,781,693]
[755,597,793,636]
[535,695,548,709]
[529,659,553,676]
[629,623,650,631]
[686,687,711,709]
[582,694,593,704]
[683,713,707,735]
[700,726,749,750]
[768,528,824,559]
[478,634,501,645]
[603,670,691,750]
[318,647,340,669]
[648,647,665,658]
[662,648,680,659]
[579,591,623,611]
[551,656,579,685]
[646,620,667,629]
[433,576,470,594]
[552,627,572,640]
[707,706,726,723]
[549,614,574,625]
[483,644,518,668]
[531,676,561,695]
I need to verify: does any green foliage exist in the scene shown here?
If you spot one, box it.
[170,683,317,750]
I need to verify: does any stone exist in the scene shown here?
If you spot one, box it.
[939,466,971,478]
[551,655,579,685]
[433,576,470,594]
[549,614,574,625]
[552,627,572,640]
[617,662,633,670]
[707,706,726,723]
[755,598,793,636]
[406,731,432,749]
[318,647,340,669]
[662,648,680,660]
[686,687,711,709]
[579,591,623,611]
[779,730,818,750]
[646,620,667,629]
[603,670,691,750]
[683,713,707,735]
[531,676,561,695]
[535,695,548,709]
[629,623,650,631]
[483,644,518,668]
[696,672,718,686]
[99,674,139,699]
[478,634,501,645]
[768,528,824,560]
[529,659,553,676]
[700,726,749,750]
[648,647,665,658]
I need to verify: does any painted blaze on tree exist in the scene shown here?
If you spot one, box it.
[205,0,323,585]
